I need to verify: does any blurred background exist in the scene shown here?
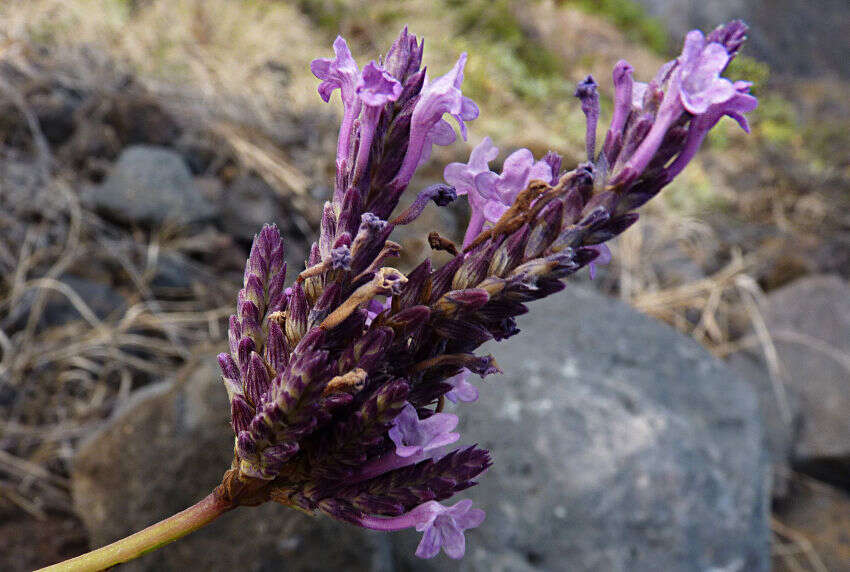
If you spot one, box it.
[0,1,848,570]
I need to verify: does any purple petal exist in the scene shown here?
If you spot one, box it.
[415,524,442,559]
[311,36,360,106]
[356,61,402,107]
[438,518,466,559]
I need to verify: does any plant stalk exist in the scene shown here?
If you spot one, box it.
[37,492,234,572]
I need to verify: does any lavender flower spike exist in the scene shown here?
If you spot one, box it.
[575,75,600,162]
[615,29,744,185]
[311,36,361,196]
[357,499,486,559]
[392,54,478,193]
[353,61,402,182]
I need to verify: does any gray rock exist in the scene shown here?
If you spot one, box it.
[726,350,800,499]
[220,175,283,241]
[632,0,850,80]
[71,353,392,572]
[86,145,218,226]
[393,286,769,571]
[150,251,210,289]
[755,275,850,462]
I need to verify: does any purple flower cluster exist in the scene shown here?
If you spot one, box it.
[217,22,756,560]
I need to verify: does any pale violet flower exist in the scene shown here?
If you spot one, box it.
[392,54,478,191]
[311,36,363,198]
[615,29,755,185]
[444,369,479,403]
[356,499,486,559]
[445,138,554,248]
[389,403,459,458]
[353,403,459,481]
[353,61,402,181]
[310,35,360,106]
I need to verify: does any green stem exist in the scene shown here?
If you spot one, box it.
[37,492,234,572]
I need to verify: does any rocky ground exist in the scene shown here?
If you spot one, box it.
[1,1,849,570]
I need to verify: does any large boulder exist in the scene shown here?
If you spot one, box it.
[744,276,849,464]
[394,286,769,571]
[726,349,799,499]
[86,145,218,226]
[71,285,770,571]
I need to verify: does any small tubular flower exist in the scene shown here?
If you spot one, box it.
[444,369,479,403]
[356,500,486,560]
[612,23,756,186]
[389,403,460,458]
[311,36,362,197]
[392,54,478,192]
[353,61,402,182]
[445,138,555,247]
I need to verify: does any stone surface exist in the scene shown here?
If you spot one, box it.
[71,353,392,572]
[773,476,850,572]
[757,275,850,462]
[71,286,770,571]
[86,145,218,226]
[726,350,800,499]
[391,286,769,571]
[220,175,284,241]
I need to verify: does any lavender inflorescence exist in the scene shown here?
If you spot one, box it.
[216,22,757,559]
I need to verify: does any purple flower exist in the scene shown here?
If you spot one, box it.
[412,500,485,559]
[389,403,459,458]
[353,61,402,181]
[446,138,554,247]
[357,61,403,108]
[603,60,635,160]
[574,75,600,161]
[443,137,498,247]
[586,243,612,280]
[310,36,360,106]
[666,80,757,178]
[678,31,736,114]
[444,369,479,403]
[356,499,485,559]
[353,402,459,482]
[311,36,362,196]
[392,54,478,192]
[364,297,391,326]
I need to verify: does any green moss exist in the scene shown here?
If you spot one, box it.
[561,0,669,54]
[295,0,348,32]
[661,164,728,214]
[449,0,563,79]
[725,55,770,94]
[751,94,798,147]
